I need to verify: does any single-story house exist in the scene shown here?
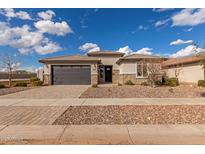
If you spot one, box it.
[39,51,205,85]
[162,53,205,83]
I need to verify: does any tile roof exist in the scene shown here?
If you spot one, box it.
[87,51,125,56]
[116,54,165,63]
[162,53,205,67]
[39,55,101,63]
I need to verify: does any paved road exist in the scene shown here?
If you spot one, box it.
[0,85,89,99]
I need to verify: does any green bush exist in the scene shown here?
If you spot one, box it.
[141,81,148,86]
[0,84,5,89]
[165,77,179,87]
[14,81,27,87]
[155,80,163,86]
[92,84,98,88]
[125,80,134,85]
[30,77,40,83]
[31,81,43,86]
[198,80,205,87]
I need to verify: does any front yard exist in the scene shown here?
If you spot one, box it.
[0,87,34,96]
[80,85,205,98]
[53,105,205,125]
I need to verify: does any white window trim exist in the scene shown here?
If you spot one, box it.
[135,62,148,78]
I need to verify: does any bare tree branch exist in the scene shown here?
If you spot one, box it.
[0,53,20,87]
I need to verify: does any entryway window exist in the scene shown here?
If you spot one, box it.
[136,63,148,78]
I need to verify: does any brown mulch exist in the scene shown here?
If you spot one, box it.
[80,85,205,98]
[0,87,33,96]
[53,105,205,125]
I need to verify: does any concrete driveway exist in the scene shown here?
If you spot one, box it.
[0,85,89,99]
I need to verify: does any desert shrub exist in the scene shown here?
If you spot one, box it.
[14,81,27,87]
[31,81,43,86]
[92,84,98,88]
[165,77,179,87]
[155,80,163,86]
[198,80,205,87]
[30,77,40,83]
[125,80,134,85]
[0,84,5,89]
[141,81,148,86]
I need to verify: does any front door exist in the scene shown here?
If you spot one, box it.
[105,66,112,82]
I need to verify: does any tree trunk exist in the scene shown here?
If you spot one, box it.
[8,69,12,87]
[204,65,205,80]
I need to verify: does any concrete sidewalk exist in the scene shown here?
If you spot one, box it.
[0,124,205,144]
[1,98,205,106]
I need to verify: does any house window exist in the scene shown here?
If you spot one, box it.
[136,63,148,78]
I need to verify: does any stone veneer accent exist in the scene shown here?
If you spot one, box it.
[91,74,98,85]
[112,70,119,84]
[119,74,147,85]
[43,74,50,85]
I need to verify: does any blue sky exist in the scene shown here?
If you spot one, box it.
[0,8,205,71]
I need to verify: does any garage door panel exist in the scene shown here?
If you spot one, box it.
[52,65,91,85]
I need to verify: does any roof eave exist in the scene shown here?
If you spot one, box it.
[39,59,101,64]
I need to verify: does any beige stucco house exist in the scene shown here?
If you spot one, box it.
[162,53,205,83]
[39,51,205,85]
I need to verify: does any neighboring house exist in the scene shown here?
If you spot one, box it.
[37,68,44,81]
[0,72,36,81]
[162,53,205,83]
[39,51,205,85]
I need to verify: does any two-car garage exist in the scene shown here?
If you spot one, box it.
[51,65,91,85]
[39,55,100,85]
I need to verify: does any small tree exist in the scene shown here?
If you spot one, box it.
[192,43,205,80]
[147,62,162,87]
[173,64,182,79]
[0,54,20,87]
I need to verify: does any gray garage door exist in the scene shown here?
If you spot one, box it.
[52,65,91,85]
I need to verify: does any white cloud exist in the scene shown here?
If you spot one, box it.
[172,8,205,26]
[34,41,62,55]
[38,10,55,20]
[155,19,169,27]
[0,8,31,20]
[116,46,133,55]
[0,22,62,55]
[170,45,205,58]
[170,39,193,45]
[134,47,153,55]
[34,20,73,36]
[153,8,174,12]
[138,25,148,30]
[186,28,193,32]
[11,62,21,70]
[79,43,100,53]
[116,46,153,56]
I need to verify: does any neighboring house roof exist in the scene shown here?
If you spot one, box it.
[87,51,124,56]
[116,54,165,64]
[39,55,101,63]
[162,53,205,68]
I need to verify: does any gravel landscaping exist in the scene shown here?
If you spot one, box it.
[80,85,205,98]
[53,105,205,125]
[0,87,34,96]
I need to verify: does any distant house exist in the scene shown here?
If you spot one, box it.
[0,71,37,82]
[162,53,205,83]
[39,51,205,85]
